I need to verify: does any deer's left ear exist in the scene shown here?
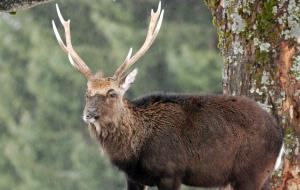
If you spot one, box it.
[120,69,138,94]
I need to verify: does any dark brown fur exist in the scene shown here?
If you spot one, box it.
[51,3,282,189]
[87,92,283,190]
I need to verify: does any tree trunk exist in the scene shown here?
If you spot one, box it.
[205,0,300,189]
[0,0,53,12]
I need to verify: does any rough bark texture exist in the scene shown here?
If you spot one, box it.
[204,0,300,189]
[0,0,53,12]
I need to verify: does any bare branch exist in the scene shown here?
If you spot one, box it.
[0,0,53,12]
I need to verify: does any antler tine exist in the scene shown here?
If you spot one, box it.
[113,1,164,80]
[52,4,93,79]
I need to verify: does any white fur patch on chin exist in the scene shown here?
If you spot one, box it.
[88,122,101,138]
[93,122,101,134]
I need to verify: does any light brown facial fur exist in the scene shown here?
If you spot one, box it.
[86,78,120,96]
[83,77,125,125]
[82,69,138,142]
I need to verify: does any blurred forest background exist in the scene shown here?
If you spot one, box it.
[0,0,222,189]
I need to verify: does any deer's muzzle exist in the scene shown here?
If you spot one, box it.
[83,108,99,124]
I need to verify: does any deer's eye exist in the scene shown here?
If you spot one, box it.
[107,89,118,98]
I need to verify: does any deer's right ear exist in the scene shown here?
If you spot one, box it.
[120,69,138,94]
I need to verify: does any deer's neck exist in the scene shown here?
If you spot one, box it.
[89,102,148,162]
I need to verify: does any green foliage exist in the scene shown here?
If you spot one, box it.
[0,0,221,190]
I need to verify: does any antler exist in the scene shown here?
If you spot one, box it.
[52,4,93,80]
[113,1,164,80]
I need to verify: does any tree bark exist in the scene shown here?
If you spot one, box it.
[0,0,53,12]
[205,0,300,189]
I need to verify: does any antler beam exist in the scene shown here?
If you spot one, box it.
[113,1,164,80]
[52,4,93,79]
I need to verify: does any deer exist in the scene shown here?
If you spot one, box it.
[51,2,283,190]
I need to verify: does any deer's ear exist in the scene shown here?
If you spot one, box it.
[120,69,138,94]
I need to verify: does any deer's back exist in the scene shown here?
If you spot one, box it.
[129,93,283,187]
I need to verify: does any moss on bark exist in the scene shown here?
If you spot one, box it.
[205,0,300,188]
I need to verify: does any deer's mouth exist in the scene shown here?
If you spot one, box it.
[83,114,100,124]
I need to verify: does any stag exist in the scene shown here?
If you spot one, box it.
[52,2,283,190]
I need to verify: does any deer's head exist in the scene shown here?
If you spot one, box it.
[52,3,164,127]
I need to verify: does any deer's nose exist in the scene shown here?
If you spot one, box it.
[83,109,99,123]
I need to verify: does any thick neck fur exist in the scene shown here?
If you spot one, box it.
[88,100,149,162]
